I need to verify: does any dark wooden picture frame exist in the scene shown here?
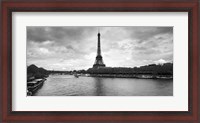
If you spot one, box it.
[1,0,199,122]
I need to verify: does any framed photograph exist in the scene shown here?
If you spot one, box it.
[1,0,199,122]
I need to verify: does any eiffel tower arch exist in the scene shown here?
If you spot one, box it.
[93,31,106,69]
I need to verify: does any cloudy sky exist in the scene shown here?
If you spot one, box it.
[27,26,173,71]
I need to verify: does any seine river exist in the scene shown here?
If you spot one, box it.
[34,75,173,96]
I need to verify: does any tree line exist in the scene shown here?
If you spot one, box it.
[87,63,173,75]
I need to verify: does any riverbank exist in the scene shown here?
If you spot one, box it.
[88,74,173,79]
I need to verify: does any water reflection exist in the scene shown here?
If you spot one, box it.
[94,77,105,96]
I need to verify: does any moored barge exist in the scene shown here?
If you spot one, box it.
[27,78,46,96]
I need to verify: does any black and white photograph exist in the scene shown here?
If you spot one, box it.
[27,26,173,96]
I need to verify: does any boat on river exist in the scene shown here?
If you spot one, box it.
[74,73,80,78]
[27,78,46,96]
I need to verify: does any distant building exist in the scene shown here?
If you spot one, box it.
[93,31,106,69]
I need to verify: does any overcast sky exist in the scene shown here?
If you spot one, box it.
[27,26,173,70]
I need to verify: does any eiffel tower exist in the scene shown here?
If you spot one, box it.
[93,30,106,69]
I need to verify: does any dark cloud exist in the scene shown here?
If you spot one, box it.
[65,45,74,50]
[27,27,50,41]
[126,27,173,44]
[27,26,96,43]
[134,46,147,51]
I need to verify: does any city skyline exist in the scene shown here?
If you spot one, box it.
[27,26,173,70]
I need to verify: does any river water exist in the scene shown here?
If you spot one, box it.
[34,75,173,96]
